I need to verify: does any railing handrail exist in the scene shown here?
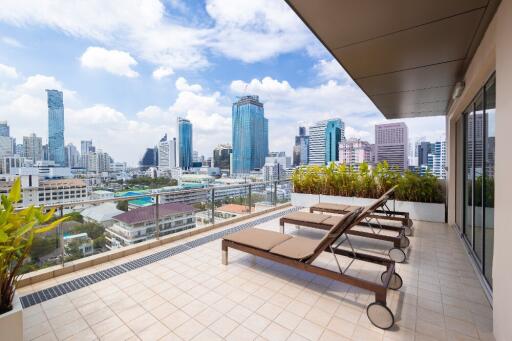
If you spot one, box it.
[14,179,291,210]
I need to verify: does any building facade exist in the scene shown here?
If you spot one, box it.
[177,118,192,170]
[0,121,9,137]
[106,203,196,249]
[293,127,309,166]
[375,122,408,172]
[46,89,65,166]
[308,119,345,165]
[23,133,43,163]
[338,138,372,167]
[139,147,158,169]
[65,143,80,168]
[158,134,176,170]
[213,144,232,171]
[232,95,269,174]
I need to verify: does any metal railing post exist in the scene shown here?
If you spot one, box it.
[248,184,252,213]
[211,188,215,225]
[273,181,278,206]
[155,194,160,239]
[59,205,64,267]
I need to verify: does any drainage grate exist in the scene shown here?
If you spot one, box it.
[20,207,301,308]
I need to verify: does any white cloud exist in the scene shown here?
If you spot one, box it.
[152,66,174,80]
[0,63,18,79]
[0,0,317,73]
[80,47,139,78]
[314,59,350,82]
[1,36,23,48]
[175,77,202,93]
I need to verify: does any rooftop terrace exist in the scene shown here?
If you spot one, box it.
[18,207,493,341]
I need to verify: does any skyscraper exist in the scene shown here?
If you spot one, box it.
[308,119,344,165]
[293,127,309,166]
[232,95,269,174]
[177,117,192,169]
[65,143,80,168]
[417,141,432,168]
[81,140,94,155]
[139,147,158,169]
[213,144,232,171]
[23,133,43,162]
[0,121,9,137]
[375,122,408,172]
[46,89,65,165]
[158,134,177,170]
[339,138,372,167]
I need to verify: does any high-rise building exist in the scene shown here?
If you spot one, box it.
[46,89,65,165]
[431,141,446,179]
[308,119,344,165]
[375,122,408,172]
[65,143,80,168]
[339,138,372,167]
[87,150,112,173]
[0,136,14,158]
[232,95,269,174]
[213,144,232,171]
[293,127,309,166]
[177,117,193,170]
[0,121,9,137]
[81,140,94,155]
[139,147,158,169]
[417,141,432,168]
[23,133,43,162]
[158,134,177,170]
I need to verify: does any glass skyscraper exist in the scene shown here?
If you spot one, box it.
[46,89,65,165]
[232,95,269,174]
[0,121,9,137]
[178,117,193,169]
[308,119,344,165]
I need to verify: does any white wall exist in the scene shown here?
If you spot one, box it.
[493,1,512,339]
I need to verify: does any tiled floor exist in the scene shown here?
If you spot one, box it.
[18,208,494,341]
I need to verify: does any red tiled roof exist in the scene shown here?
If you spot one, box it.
[113,202,194,225]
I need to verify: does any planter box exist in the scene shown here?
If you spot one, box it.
[291,193,445,223]
[0,293,23,341]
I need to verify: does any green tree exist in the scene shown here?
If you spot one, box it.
[116,200,128,212]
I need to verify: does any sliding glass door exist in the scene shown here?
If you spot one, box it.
[459,73,495,288]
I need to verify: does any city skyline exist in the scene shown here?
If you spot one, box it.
[0,1,445,166]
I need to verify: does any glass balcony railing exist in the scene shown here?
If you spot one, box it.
[19,179,291,275]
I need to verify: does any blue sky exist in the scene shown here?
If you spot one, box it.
[0,0,445,166]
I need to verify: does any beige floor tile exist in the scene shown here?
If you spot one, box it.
[304,307,333,327]
[191,329,222,341]
[99,325,136,341]
[352,325,384,341]
[227,304,253,323]
[194,306,222,327]
[173,319,204,340]
[90,315,124,337]
[53,318,90,340]
[326,315,356,338]
[209,316,239,338]
[225,325,258,341]
[243,313,272,334]
[318,329,351,341]
[137,321,170,341]
[275,309,303,330]
[294,319,324,341]
[257,302,283,320]
[32,332,58,341]
[261,322,292,341]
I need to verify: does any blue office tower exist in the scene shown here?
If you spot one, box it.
[178,117,193,169]
[232,95,269,174]
[325,119,344,163]
[46,89,65,165]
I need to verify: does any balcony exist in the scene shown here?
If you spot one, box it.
[17,205,492,341]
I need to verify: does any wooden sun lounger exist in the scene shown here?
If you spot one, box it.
[221,208,403,330]
[280,194,410,263]
[310,185,414,235]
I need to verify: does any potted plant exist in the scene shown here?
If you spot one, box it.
[0,178,68,340]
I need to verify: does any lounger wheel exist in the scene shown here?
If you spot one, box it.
[380,271,403,290]
[407,218,413,228]
[404,226,413,236]
[366,302,394,330]
[400,235,410,248]
[388,247,406,263]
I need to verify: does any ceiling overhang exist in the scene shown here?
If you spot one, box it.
[286,0,500,119]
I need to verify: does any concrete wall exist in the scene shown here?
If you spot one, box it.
[493,1,512,339]
[446,1,512,339]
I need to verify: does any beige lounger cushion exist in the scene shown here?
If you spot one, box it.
[223,228,291,251]
[312,203,350,211]
[322,215,345,226]
[270,236,320,260]
[283,211,331,224]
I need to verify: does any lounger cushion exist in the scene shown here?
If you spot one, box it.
[223,228,292,251]
[312,203,350,211]
[322,215,344,226]
[270,236,320,260]
[283,211,331,224]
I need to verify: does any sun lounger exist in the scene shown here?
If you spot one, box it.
[222,208,402,330]
[280,194,410,262]
[310,185,414,235]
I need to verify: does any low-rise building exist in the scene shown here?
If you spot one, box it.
[81,202,123,227]
[105,203,196,249]
[63,233,94,257]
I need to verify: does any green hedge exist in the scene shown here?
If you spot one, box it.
[292,162,444,203]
